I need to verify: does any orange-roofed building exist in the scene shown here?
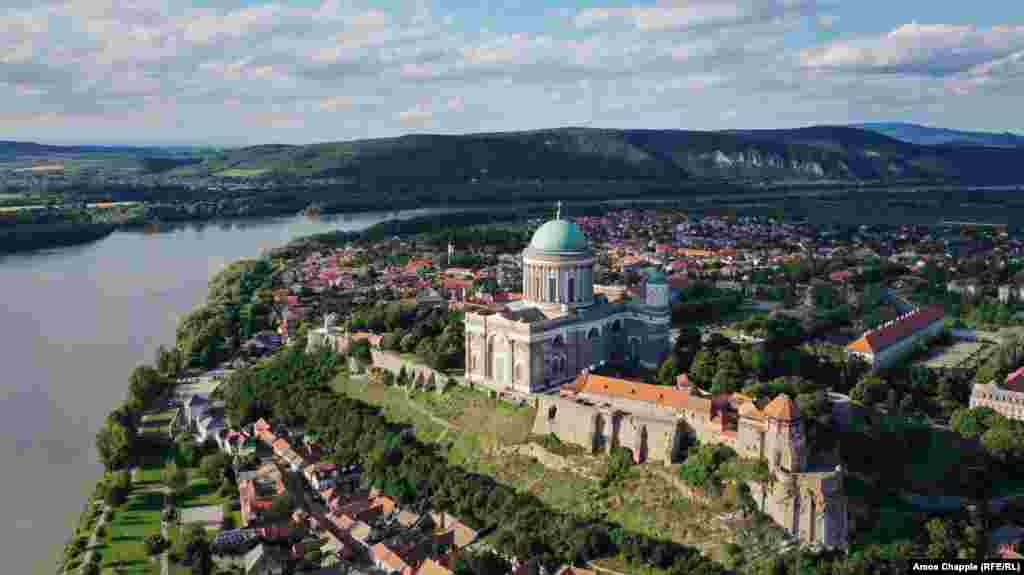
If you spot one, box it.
[549,371,803,469]
[417,559,454,575]
[846,305,944,370]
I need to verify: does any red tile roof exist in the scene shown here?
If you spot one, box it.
[372,543,411,573]
[846,305,944,354]
[1006,366,1024,392]
[442,278,474,290]
[762,394,799,420]
[568,373,712,415]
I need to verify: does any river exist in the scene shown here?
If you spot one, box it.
[0,209,443,575]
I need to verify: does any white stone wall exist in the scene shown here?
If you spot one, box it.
[971,383,1024,422]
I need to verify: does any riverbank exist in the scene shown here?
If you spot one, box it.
[1,210,434,575]
[10,180,1024,255]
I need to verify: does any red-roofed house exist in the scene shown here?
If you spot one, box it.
[371,543,415,575]
[442,278,474,302]
[829,270,852,283]
[846,305,945,370]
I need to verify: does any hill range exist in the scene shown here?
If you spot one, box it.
[6,124,1024,185]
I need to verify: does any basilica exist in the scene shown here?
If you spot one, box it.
[464,206,672,394]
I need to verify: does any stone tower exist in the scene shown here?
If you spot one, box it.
[762,394,805,473]
[447,241,455,266]
[643,269,670,309]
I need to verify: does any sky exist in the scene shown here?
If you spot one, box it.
[2,0,1023,146]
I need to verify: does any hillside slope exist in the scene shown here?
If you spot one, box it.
[172,126,1024,184]
[854,122,1024,148]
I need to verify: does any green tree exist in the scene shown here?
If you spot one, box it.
[657,356,680,386]
[691,350,717,388]
[850,375,888,406]
[711,350,742,394]
[163,463,189,497]
[199,453,230,490]
[950,407,999,440]
[95,420,134,471]
[981,420,1024,464]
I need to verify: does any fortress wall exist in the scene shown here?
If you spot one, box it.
[532,395,598,452]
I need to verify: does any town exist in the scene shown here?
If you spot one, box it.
[65,203,1024,575]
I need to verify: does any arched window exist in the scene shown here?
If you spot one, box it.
[552,335,565,348]
[567,277,576,303]
[514,362,523,382]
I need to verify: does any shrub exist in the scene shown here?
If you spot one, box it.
[144,533,168,556]
[95,524,107,538]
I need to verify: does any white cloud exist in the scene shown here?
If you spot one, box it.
[397,104,433,129]
[800,23,1024,76]
[576,0,821,33]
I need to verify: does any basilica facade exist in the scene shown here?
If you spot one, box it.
[464,209,672,394]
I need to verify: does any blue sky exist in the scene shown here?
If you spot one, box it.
[2,0,1023,146]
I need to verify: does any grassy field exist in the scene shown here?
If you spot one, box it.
[330,371,736,561]
[138,409,177,441]
[214,168,269,177]
[94,466,165,574]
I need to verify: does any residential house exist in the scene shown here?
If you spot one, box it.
[947,279,981,299]
[417,558,454,575]
[441,278,474,302]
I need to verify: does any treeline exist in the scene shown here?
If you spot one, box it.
[349,303,466,371]
[175,259,275,369]
[0,222,115,254]
[218,347,727,575]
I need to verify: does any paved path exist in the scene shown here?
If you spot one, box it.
[73,501,109,575]
[160,485,171,575]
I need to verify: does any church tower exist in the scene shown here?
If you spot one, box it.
[447,241,455,266]
[762,394,805,473]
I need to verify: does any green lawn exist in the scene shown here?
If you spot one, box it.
[178,476,222,509]
[95,485,164,574]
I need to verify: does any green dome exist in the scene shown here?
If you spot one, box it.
[529,219,589,252]
[643,268,667,285]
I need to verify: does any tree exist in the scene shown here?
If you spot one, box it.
[453,550,512,575]
[96,420,134,471]
[350,339,372,364]
[657,356,680,386]
[981,420,1024,465]
[199,453,229,490]
[400,333,419,354]
[711,350,742,394]
[850,375,888,406]
[950,407,999,440]
[601,446,635,488]
[673,324,702,371]
[163,463,189,497]
[144,533,168,556]
[925,518,958,560]
[691,350,717,388]
[263,493,294,523]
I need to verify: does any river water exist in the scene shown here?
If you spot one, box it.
[0,209,444,574]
